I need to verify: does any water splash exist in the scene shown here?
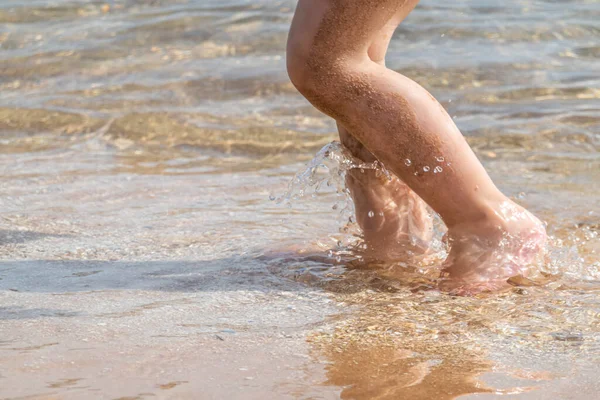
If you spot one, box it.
[270,142,599,291]
[270,141,446,266]
[545,225,600,282]
[270,141,392,220]
[267,142,600,385]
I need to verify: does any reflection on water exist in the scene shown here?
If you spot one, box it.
[319,340,493,399]
[0,0,599,398]
[268,143,599,398]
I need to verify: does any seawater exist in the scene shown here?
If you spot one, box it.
[0,0,599,398]
[272,140,598,282]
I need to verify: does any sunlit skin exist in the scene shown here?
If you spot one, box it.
[286,0,547,294]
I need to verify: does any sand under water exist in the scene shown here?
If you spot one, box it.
[1,0,599,399]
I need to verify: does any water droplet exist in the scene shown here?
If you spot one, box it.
[378,212,384,217]
[434,166,443,174]
[269,195,276,201]
[404,159,412,166]
[423,166,430,172]
[360,168,365,173]
[448,99,452,102]
[517,192,526,199]
[436,156,445,162]
[332,204,339,210]
[368,211,375,218]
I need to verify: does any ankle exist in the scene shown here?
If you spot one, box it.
[446,198,513,239]
[338,127,377,163]
[446,198,543,243]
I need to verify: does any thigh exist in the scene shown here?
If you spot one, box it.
[368,0,420,64]
[289,0,416,60]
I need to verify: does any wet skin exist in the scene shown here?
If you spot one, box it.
[286,0,547,293]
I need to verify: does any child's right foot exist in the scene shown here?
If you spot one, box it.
[346,167,434,261]
[440,200,547,295]
[339,130,433,262]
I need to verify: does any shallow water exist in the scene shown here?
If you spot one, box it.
[0,0,599,399]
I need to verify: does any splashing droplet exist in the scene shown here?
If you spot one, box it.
[434,166,443,174]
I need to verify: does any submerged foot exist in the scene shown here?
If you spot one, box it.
[347,167,434,261]
[439,200,547,295]
[338,128,434,262]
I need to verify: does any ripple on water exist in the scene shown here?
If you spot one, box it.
[0,0,599,398]
[267,139,600,397]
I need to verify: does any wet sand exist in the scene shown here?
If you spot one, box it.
[1,0,599,398]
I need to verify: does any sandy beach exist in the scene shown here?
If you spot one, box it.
[1,0,599,398]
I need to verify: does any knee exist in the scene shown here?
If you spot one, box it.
[286,42,323,99]
[286,41,351,111]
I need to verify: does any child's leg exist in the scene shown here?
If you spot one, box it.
[336,2,433,258]
[287,0,546,292]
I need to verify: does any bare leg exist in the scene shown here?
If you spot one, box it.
[338,3,433,259]
[286,0,547,293]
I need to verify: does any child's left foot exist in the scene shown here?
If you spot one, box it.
[440,200,547,295]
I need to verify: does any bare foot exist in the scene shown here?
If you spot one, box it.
[440,200,547,295]
[346,168,434,261]
[338,129,433,262]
